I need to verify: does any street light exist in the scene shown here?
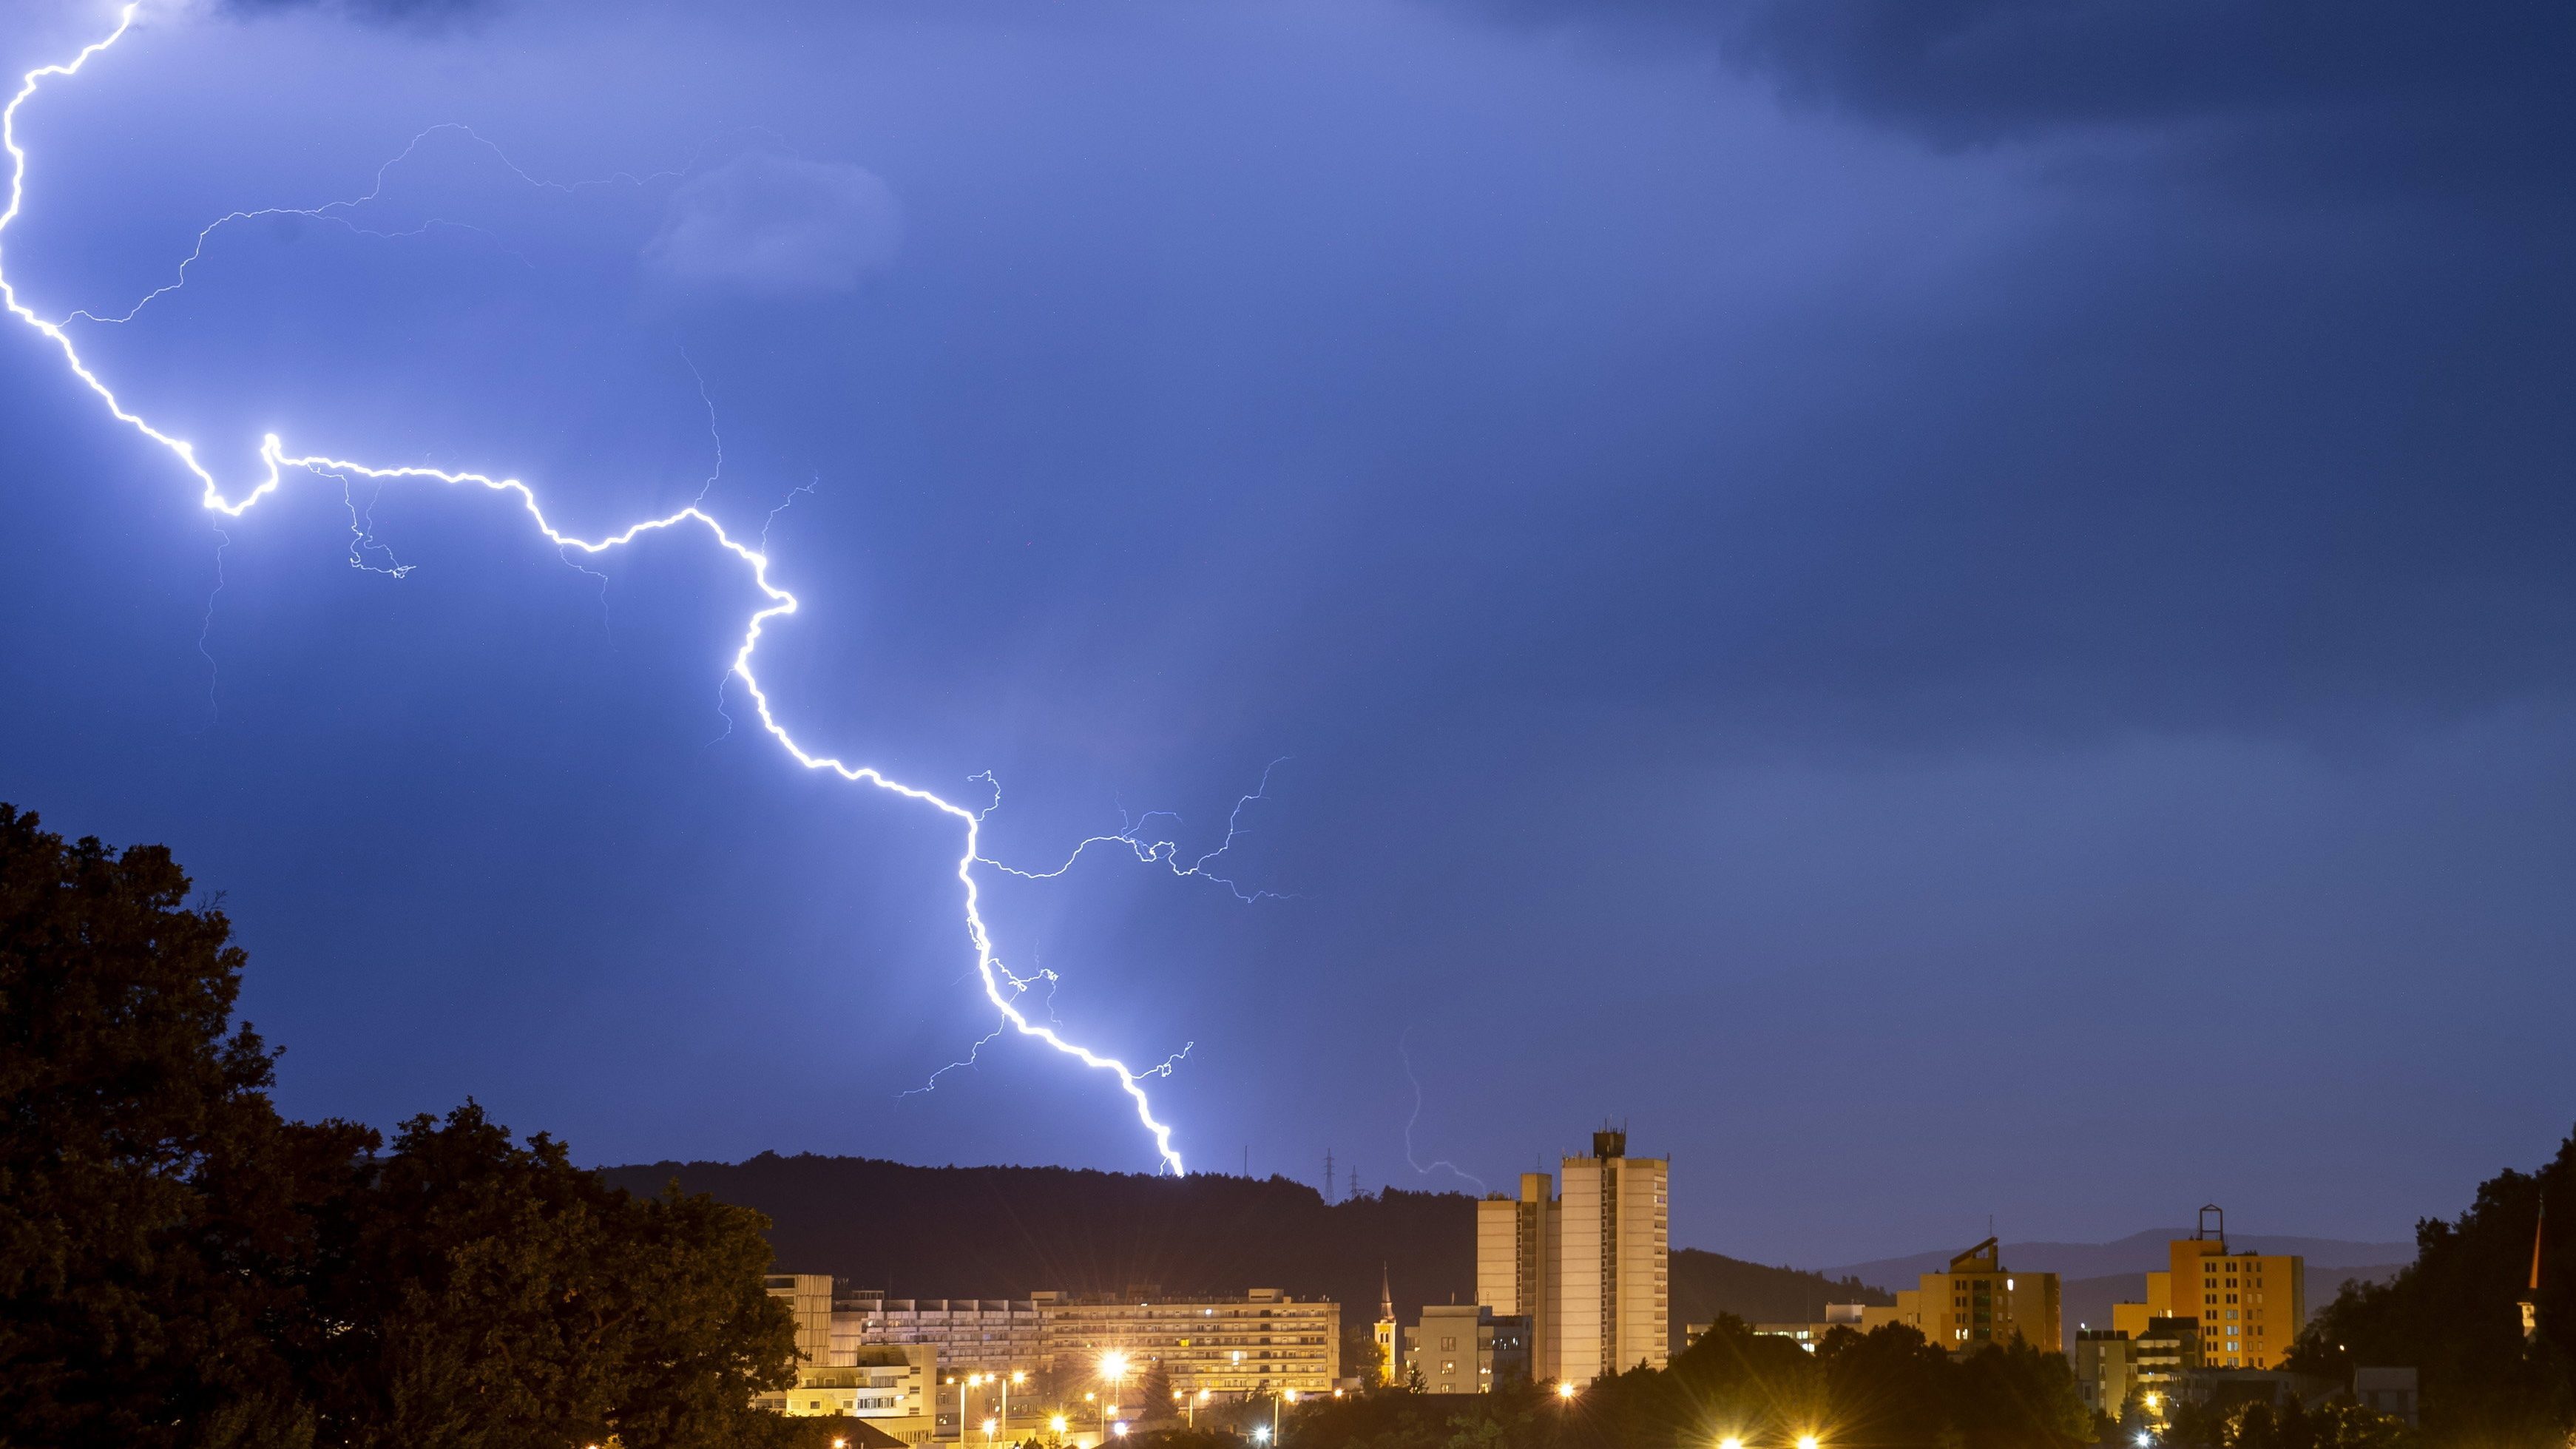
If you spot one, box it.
[1051,1415,1069,1438]
[1718,1437,1744,1449]
[1000,1368,1025,1438]
[1556,1382,1578,1401]
[1099,1352,1130,1443]
[1797,1434,1822,1449]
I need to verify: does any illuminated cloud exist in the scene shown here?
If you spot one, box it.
[640,151,901,300]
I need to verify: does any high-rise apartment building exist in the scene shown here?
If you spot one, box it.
[1475,1172,1560,1377]
[1558,1130,1670,1380]
[2112,1208,2305,1371]
[1887,1239,2062,1354]
[1475,1127,1669,1384]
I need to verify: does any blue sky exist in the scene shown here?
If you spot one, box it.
[2,0,2571,1264]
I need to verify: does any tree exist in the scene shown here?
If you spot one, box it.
[2290,1129,2576,1445]
[301,1103,799,1449]
[0,803,333,1448]
[0,805,800,1448]
[1132,1361,1174,1420]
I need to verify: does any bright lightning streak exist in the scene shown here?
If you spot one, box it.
[1,7,1257,1176]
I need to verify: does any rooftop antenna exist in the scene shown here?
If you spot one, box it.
[1325,1147,1336,1201]
[2197,1204,2226,1246]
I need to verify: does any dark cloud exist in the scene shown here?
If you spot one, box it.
[1469,0,2576,195]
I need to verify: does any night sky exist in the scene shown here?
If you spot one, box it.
[2,0,2571,1266]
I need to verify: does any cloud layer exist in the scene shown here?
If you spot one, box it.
[640,152,901,300]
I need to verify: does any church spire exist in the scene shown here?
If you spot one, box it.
[2523,1189,2545,1342]
[1381,1263,1395,1323]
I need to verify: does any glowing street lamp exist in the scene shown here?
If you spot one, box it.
[1098,1352,1131,1442]
[1796,1434,1822,1449]
[1718,1437,1744,1449]
[1556,1382,1578,1402]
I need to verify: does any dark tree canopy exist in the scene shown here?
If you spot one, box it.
[0,805,799,1449]
[2290,1130,2576,1445]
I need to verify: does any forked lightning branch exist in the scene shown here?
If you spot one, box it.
[2,5,1263,1175]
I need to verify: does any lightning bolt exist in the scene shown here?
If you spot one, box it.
[3,7,1263,1176]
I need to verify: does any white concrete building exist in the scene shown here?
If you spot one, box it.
[1474,1128,1669,1383]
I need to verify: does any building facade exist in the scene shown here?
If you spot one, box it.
[1030,1288,1339,1397]
[1752,1303,1869,1354]
[1475,1174,1560,1378]
[2109,1209,2306,1371]
[763,1276,939,1437]
[1404,1304,1532,1394]
[1558,1130,1671,1381]
[2074,1330,2134,1418]
[1473,1128,1669,1384]
[1887,1239,2063,1354]
[834,1292,1046,1376]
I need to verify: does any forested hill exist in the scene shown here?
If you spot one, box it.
[598,1153,1890,1342]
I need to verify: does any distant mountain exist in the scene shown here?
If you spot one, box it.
[1825,1229,2416,1293]
[599,1153,1887,1346]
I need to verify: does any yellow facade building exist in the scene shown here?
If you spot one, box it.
[1887,1239,2062,1354]
[2109,1211,2305,1371]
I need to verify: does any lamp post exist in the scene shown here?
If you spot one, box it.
[1098,1352,1129,1445]
[1003,1368,1024,1444]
